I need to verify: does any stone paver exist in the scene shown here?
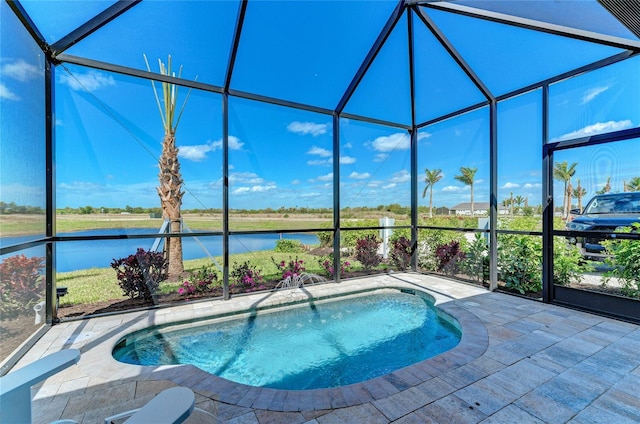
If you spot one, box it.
[7,273,639,423]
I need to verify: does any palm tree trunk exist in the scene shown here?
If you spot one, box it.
[470,184,474,217]
[429,187,434,218]
[158,130,184,277]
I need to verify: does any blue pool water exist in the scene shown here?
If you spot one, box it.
[112,291,461,390]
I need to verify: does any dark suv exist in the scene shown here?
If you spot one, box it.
[566,192,640,259]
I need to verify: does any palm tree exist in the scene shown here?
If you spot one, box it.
[514,195,525,215]
[422,168,443,218]
[502,197,512,217]
[625,176,640,192]
[553,161,577,219]
[573,179,587,212]
[597,176,611,194]
[144,55,194,277]
[455,167,477,216]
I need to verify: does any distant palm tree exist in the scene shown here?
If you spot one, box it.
[502,197,512,217]
[144,54,194,277]
[597,176,611,194]
[514,195,525,215]
[422,168,443,218]
[625,176,640,192]
[553,161,577,219]
[573,179,587,212]
[455,167,477,216]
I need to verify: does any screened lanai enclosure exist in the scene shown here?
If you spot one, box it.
[1,0,640,369]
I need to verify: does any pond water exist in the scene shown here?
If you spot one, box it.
[51,229,318,272]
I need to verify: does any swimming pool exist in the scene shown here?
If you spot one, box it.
[113,289,461,390]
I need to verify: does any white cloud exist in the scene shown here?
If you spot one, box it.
[502,182,520,189]
[59,70,115,91]
[370,132,429,152]
[524,183,542,189]
[390,170,410,183]
[307,146,331,157]
[581,85,609,104]
[231,184,276,195]
[307,159,331,166]
[301,192,322,198]
[343,142,352,149]
[291,179,300,185]
[553,120,633,141]
[374,153,389,162]
[316,172,333,182]
[307,156,356,166]
[349,172,371,180]
[1,59,40,81]
[0,83,19,100]
[179,136,243,161]
[442,185,461,192]
[383,183,397,189]
[287,121,329,136]
[229,172,264,184]
[371,133,410,152]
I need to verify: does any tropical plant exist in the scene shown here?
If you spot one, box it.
[553,239,591,286]
[111,248,168,301]
[178,264,220,298]
[318,254,351,277]
[0,254,45,317]
[354,235,382,271]
[553,161,577,220]
[435,240,466,275]
[454,167,477,216]
[144,54,195,277]
[461,233,489,283]
[390,236,413,271]
[497,235,541,295]
[422,168,443,218]
[603,223,640,298]
[272,256,305,280]
[230,260,265,292]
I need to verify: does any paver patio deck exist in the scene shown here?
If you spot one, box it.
[12,273,640,423]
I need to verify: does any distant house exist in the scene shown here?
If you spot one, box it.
[450,202,508,216]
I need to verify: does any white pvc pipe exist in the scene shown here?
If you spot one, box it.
[33,301,45,325]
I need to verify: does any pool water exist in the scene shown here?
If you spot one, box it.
[113,291,461,390]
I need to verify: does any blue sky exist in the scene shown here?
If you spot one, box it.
[2,0,639,212]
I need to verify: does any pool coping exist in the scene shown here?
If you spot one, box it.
[30,273,490,413]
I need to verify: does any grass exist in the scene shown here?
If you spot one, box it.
[57,250,334,307]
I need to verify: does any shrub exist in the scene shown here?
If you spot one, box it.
[0,254,45,317]
[318,254,351,277]
[461,233,489,283]
[497,235,541,294]
[274,239,304,253]
[178,264,219,298]
[230,260,265,292]
[390,236,412,271]
[316,231,334,247]
[435,241,466,275]
[355,235,381,271]
[272,256,305,280]
[603,223,640,298]
[553,239,591,286]
[110,248,167,300]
